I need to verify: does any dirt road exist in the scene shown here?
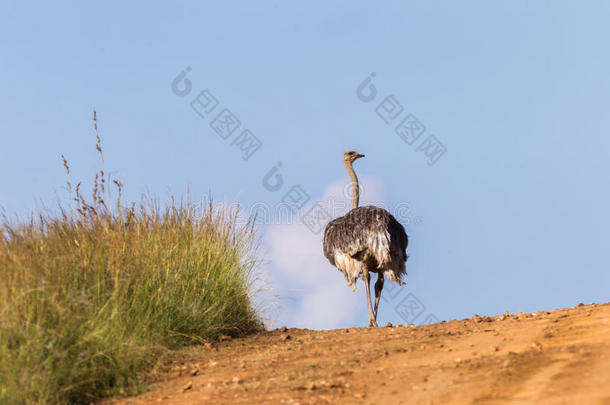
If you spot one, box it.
[107,303,610,404]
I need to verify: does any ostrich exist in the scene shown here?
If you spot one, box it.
[323,150,408,327]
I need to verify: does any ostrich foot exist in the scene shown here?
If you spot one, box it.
[368,317,378,327]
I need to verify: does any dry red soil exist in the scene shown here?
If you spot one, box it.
[107,303,610,404]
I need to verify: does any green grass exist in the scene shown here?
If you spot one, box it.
[0,113,264,404]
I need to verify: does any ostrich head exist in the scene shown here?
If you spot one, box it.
[343,150,365,165]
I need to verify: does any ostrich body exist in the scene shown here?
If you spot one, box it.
[323,150,408,327]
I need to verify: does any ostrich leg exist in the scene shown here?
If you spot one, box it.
[363,269,377,327]
[373,273,384,321]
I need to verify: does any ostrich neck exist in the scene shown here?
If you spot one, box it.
[344,161,360,210]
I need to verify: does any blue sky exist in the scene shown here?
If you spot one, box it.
[1,1,609,328]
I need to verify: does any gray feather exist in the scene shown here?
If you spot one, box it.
[323,205,408,290]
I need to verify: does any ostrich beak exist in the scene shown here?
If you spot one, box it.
[356,153,365,159]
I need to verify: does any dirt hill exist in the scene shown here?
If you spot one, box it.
[107,302,610,404]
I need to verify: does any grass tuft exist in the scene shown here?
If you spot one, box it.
[0,111,264,404]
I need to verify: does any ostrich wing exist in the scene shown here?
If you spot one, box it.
[323,205,407,268]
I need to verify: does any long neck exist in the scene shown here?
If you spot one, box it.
[344,161,360,210]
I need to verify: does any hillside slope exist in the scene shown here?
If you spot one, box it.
[107,303,610,404]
